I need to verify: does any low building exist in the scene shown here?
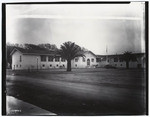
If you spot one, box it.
[10,47,145,70]
[96,53,145,69]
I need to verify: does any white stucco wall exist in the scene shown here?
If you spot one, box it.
[99,57,145,68]
[23,55,41,70]
[42,51,98,69]
[40,57,67,69]
[12,51,40,70]
[72,52,98,68]
[12,50,145,70]
[12,51,22,70]
[109,58,126,68]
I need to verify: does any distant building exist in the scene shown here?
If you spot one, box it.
[10,47,146,70]
[96,53,146,69]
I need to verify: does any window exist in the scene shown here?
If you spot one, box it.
[56,64,59,67]
[55,57,60,62]
[62,64,65,68]
[119,58,123,62]
[50,64,52,67]
[96,58,101,62]
[75,58,78,62]
[107,59,109,62]
[20,65,21,67]
[82,57,85,62]
[48,56,53,62]
[75,64,77,67]
[61,58,65,62]
[91,58,94,62]
[96,58,99,62]
[120,64,122,66]
[42,64,45,67]
[16,65,18,67]
[101,57,106,61]
[41,56,46,62]
[115,64,117,66]
[20,56,22,62]
[114,58,118,62]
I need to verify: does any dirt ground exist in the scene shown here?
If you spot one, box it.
[6,68,147,115]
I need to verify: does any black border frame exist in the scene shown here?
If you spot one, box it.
[5,1,130,4]
[2,1,149,115]
[2,3,6,115]
[145,1,149,115]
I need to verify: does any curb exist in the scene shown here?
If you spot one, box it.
[6,96,56,115]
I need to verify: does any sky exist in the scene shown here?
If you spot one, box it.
[6,2,145,55]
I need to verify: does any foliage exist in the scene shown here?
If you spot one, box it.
[58,41,84,71]
[123,51,137,69]
[38,43,57,50]
[59,41,84,60]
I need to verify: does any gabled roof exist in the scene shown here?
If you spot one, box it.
[10,47,145,58]
[10,47,57,56]
[84,51,96,57]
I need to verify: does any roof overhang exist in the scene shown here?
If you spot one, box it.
[10,48,23,56]
[84,51,96,57]
[23,53,56,56]
[10,48,59,56]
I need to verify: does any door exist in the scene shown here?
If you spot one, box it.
[87,59,90,66]
[137,64,141,68]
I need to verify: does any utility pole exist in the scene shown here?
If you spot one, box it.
[37,57,38,71]
[106,45,108,65]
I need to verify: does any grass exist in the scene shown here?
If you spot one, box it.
[6,68,147,115]
[7,68,145,88]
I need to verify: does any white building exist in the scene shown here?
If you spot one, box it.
[97,53,146,69]
[10,47,145,70]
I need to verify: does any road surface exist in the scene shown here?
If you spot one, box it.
[6,70,146,115]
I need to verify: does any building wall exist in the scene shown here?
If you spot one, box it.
[99,56,145,69]
[12,51,145,70]
[72,52,98,68]
[12,51,22,70]
[23,55,41,70]
[40,57,67,69]
[40,52,98,69]
[98,61,106,67]
[108,57,127,68]
[12,51,40,70]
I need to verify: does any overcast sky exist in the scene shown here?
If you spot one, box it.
[6,2,145,55]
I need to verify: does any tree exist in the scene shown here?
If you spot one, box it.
[58,41,84,71]
[6,45,14,68]
[38,43,57,50]
[123,51,137,69]
[24,44,42,50]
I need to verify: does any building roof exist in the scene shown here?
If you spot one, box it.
[96,53,145,58]
[10,47,145,58]
[84,51,96,56]
[10,47,58,56]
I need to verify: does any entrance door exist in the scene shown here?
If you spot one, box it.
[87,59,90,66]
[137,64,141,68]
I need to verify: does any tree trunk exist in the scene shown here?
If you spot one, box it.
[67,59,71,71]
[126,61,129,69]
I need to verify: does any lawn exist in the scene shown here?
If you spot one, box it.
[6,68,147,115]
[7,68,145,88]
